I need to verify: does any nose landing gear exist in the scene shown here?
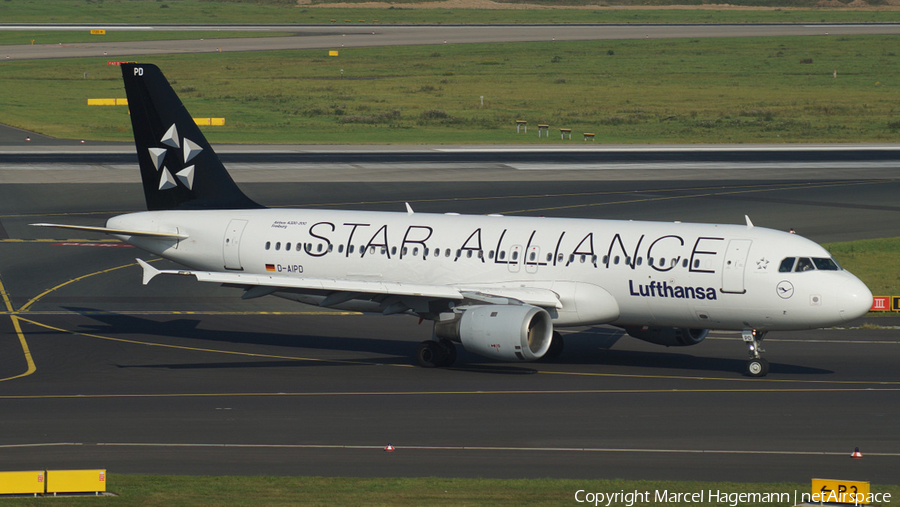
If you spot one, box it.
[742,329,769,377]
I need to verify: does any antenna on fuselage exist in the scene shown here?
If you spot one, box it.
[745,215,754,228]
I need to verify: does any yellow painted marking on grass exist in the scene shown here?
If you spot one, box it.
[500,180,884,215]
[0,274,36,382]
[16,317,405,368]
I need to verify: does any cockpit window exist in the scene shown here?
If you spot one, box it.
[813,257,840,271]
[778,258,795,272]
[794,258,815,272]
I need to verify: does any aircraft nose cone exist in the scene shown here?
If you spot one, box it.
[838,277,872,322]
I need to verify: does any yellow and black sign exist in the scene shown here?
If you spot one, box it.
[811,478,870,505]
[891,296,900,311]
[90,29,106,35]
[329,50,339,57]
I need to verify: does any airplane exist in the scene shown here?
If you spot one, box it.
[33,63,873,377]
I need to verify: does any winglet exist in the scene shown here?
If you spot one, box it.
[137,258,160,285]
[405,202,414,215]
[744,215,754,228]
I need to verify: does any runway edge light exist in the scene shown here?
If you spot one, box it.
[384,444,395,452]
[852,447,863,458]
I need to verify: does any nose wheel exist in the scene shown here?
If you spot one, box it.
[742,329,769,377]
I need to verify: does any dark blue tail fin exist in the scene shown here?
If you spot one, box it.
[121,63,262,211]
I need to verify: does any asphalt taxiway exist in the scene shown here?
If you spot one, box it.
[3,23,900,61]
[0,146,899,482]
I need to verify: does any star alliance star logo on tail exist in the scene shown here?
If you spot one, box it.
[147,123,202,191]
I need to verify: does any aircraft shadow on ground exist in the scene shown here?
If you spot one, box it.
[59,308,832,376]
[545,328,834,376]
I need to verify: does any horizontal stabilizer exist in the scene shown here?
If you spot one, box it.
[30,223,188,239]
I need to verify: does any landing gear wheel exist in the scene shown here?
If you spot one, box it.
[416,340,445,368]
[438,339,457,367]
[746,358,769,377]
[541,331,565,360]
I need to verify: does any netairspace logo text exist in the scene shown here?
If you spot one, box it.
[574,489,892,507]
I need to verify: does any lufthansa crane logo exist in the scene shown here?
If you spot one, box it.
[147,123,202,191]
[776,280,794,299]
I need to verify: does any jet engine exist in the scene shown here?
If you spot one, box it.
[434,305,553,361]
[623,326,709,347]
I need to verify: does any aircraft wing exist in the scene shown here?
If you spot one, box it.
[137,259,562,309]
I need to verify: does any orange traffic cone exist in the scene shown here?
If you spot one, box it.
[851,447,863,459]
[384,443,395,452]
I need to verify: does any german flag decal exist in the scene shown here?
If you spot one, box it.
[265,264,276,272]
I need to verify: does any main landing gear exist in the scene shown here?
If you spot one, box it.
[416,338,457,368]
[742,329,769,377]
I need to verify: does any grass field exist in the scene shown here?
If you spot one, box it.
[4,476,898,506]
[827,237,900,297]
[0,30,289,46]
[2,35,899,144]
[3,0,900,25]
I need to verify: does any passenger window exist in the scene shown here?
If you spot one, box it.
[370,246,376,255]
[592,255,598,264]
[813,258,839,271]
[490,251,496,260]
[424,248,429,256]
[693,259,700,269]
[318,244,323,252]
[557,253,564,262]
[413,247,419,256]
[795,258,814,272]
[265,241,271,250]
[529,252,536,261]
[580,255,585,263]
[546,253,552,262]
[779,257,795,272]
[614,256,620,265]
[275,242,281,251]
[602,255,609,264]
[338,244,344,253]
[636,257,642,266]
[500,251,506,260]
[682,259,688,268]
[512,251,519,261]
[328,244,333,252]
[285,242,291,251]
[296,243,302,252]
[445,249,451,258]
[648,257,654,266]
[349,245,355,254]
[391,247,397,256]
[467,250,473,258]
[625,256,631,265]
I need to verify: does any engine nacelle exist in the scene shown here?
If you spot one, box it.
[435,305,553,361]
[623,326,709,347]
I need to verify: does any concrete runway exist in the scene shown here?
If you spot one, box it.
[0,151,899,482]
[2,20,900,483]
[3,23,900,61]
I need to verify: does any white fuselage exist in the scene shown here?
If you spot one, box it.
[109,208,873,331]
